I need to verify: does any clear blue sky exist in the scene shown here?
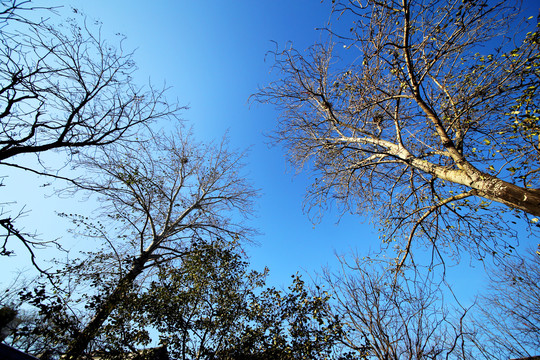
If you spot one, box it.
[1,0,538,300]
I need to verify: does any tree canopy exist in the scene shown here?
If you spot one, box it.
[4,239,352,360]
[256,0,540,267]
[57,128,258,359]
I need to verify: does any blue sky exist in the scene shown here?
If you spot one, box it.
[1,0,378,290]
[1,0,538,302]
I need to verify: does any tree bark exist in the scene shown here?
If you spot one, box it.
[359,135,540,217]
[409,156,540,217]
[474,175,540,217]
[63,253,150,360]
[339,134,540,216]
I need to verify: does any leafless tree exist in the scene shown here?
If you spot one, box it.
[0,1,182,261]
[255,0,540,268]
[321,255,479,359]
[467,247,540,359]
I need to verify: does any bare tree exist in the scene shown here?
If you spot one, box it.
[0,1,182,259]
[54,129,258,359]
[255,0,540,267]
[321,256,477,359]
[468,247,540,359]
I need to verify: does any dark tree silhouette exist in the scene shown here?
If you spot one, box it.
[0,1,182,262]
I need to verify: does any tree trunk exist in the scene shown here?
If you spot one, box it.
[63,253,149,360]
[475,175,540,217]
[407,155,540,217]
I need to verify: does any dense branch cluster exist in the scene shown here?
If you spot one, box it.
[256,0,540,266]
[0,0,183,259]
[0,11,177,162]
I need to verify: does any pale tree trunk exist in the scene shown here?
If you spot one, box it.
[417,159,540,217]
[420,160,540,217]
[473,175,540,217]
[379,138,540,217]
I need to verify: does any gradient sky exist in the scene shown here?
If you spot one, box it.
[1,1,376,289]
[2,0,538,302]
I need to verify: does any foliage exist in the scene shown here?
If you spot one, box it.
[10,285,80,358]
[228,276,348,359]
[127,239,351,359]
[3,239,356,360]
[255,0,540,268]
[0,305,17,341]
[507,19,540,157]
[138,238,262,359]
